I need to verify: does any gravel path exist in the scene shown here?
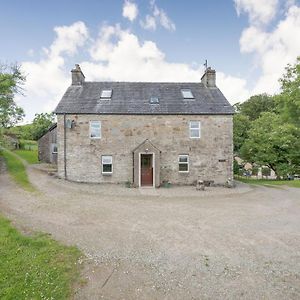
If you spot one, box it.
[0,163,300,299]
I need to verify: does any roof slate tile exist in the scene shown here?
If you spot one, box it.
[54,82,234,115]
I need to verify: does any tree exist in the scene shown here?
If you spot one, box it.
[31,113,55,140]
[5,123,35,140]
[233,114,251,153]
[240,112,300,177]
[277,56,300,127]
[235,94,276,121]
[0,63,25,128]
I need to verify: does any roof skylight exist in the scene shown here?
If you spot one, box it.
[150,97,159,104]
[181,89,194,99]
[100,89,112,99]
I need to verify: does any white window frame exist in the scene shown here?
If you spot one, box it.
[178,155,189,173]
[181,89,194,99]
[89,121,101,139]
[51,143,58,154]
[100,89,112,99]
[189,121,201,139]
[102,155,113,175]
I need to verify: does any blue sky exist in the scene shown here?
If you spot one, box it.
[1,0,300,122]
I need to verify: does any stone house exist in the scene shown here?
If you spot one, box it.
[38,123,58,164]
[54,64,234,187]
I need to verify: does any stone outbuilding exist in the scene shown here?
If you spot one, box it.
[54,64,234,187]
[38,123,57,164]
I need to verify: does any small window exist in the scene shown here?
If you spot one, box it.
[90,121,101,139]
[100,89,112,99]
[150,97,159,104]
[189,121,201,138]
[179,155,189,172]
[51,143,58,154]
[102,155,113,174]
[181,89,194,99]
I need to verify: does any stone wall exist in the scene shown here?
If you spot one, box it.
[57,114,233,186]
[38,127,57,164]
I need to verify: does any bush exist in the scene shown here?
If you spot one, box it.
[233,160,240,175]
[262,167,271,177]
[252,166,259,176]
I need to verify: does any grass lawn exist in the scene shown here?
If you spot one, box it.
[235,176,300,188]
[14,149,39,164]
[0,215,82,299]
[0,149,34,191]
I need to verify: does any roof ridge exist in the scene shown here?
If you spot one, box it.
[83,81,204,84]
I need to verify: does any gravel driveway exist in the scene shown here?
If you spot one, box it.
[0,164,300,300]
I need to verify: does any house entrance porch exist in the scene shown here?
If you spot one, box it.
[133,139,161,188]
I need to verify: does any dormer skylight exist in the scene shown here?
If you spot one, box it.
[100,89,112,99]
[181,89,194,99]
[150,97,159,104]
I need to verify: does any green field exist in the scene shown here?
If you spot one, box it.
[19,139,38,151]
[235,176,300,188]
[14,149,39,164]
[0,215,81,299]
[0,149,34,191]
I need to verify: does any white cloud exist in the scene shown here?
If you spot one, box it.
[141,0,175,31]
[122,0,138,22]
[234,0,278,24]
[83,24,247,103]
[140,15,156,31]
[19,21,248,122]
[239,4,300,94]
[217,72,251,102]
[18,21,89,122]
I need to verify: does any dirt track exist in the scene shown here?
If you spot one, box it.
[0,164,300,299]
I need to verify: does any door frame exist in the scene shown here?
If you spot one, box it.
[139,152,155,188]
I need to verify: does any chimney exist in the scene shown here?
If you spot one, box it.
[201,67,216,88]
[71,64,85,85]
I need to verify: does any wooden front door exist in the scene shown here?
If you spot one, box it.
[141,154,153,186]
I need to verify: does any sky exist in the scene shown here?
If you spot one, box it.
[0,0,300,122]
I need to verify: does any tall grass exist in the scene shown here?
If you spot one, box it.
[19,139,38,151]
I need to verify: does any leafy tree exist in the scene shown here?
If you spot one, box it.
[0,63,25,128]
[240,112,300,177]
[31,113,55,140]
[277,56,300,127]
[233,114,251,153]
[5,123,34,140]
[235,94,276,121]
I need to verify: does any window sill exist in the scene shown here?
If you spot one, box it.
[102,173,112,176]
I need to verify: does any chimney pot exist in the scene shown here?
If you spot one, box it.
[71,64,85,85]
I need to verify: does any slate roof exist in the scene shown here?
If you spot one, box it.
[38,123,57,140]
[54,82,234,115]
